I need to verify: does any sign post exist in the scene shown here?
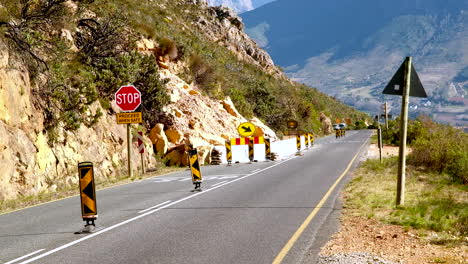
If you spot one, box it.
[137,132,145,175]
[377,127,383,163]
[383,56,427,206]
[115,85,142,179]
[384,102,389,130]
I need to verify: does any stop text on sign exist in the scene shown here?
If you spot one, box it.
[116,93,140,104]
[115,85,142,112]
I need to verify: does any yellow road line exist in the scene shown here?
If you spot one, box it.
[272,138,368,264]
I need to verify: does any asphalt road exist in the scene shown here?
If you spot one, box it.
[0,130,371,264]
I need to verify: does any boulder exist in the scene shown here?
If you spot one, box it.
[149,124,169,155]
[165,128,184,144]
[197,145,213,165]
[320,113,333,135]
[164,144,187,167]
[221,97,240,117]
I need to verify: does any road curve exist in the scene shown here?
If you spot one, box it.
[0,130,371,264]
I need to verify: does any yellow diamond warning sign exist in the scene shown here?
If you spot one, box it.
[78,162,97,219]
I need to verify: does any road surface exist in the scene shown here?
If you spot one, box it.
[0,130,371,264]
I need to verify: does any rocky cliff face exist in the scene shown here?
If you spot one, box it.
[191,1,283,77]
[0,38,160,200]
[0,4,278,201]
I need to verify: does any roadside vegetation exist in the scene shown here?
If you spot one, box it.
[345,117,467,247]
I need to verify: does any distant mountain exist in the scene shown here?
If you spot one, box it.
[242,0,468,125]
[206,0,275,13]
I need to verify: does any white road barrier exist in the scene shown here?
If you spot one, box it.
[213,136,308,164]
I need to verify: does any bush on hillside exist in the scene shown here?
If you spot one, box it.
[381,118,425,146]
[408,117,468,184]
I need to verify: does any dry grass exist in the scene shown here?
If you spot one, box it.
[345,157,468,246]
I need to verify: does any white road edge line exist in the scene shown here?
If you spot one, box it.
[18,156,297,264]
[4,249,45,264]
[138,200,172,214]
[211,180,228,187]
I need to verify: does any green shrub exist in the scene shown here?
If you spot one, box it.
[408,117,468,183]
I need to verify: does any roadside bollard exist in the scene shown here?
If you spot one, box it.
[248,137,254,163]
[265,138,271,160]
[225,140,232,166]
[295,135,302,155]
[189,149,202,191]
[78,162,97,233]
[309,133,315,146]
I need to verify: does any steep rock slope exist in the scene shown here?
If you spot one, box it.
[0,1,277,201]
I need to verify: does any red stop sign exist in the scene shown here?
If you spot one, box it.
[115,85,142,112]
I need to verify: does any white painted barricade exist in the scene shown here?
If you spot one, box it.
[213,136,305,164]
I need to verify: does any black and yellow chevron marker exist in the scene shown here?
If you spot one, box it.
[188,149,202,182]
[335,129,340,139]
[248,138,254,162]
[265,138,271,159]
[296,135,301,151]
[225,140,232,163]
[78,162,97,219]
[305,133,310,148]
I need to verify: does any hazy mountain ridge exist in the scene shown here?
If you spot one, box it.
[242,0,468,125]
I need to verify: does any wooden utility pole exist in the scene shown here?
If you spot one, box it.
[378,127,383,163]
[382,56,426,207]
[141,152,145,175]
[127,124,133,178]
[384,102,389,130]
[396,57,412,206]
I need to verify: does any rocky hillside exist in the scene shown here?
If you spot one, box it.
[0,0,367,201]
[242,0,468,126]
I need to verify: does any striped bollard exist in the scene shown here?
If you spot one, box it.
[188,149,202,191]
[225,140,232,166]
[305,133,310,149]
[265,138,271,161]
[78,162,97,233]
[295,135,301,155]
[248,137,254,163]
